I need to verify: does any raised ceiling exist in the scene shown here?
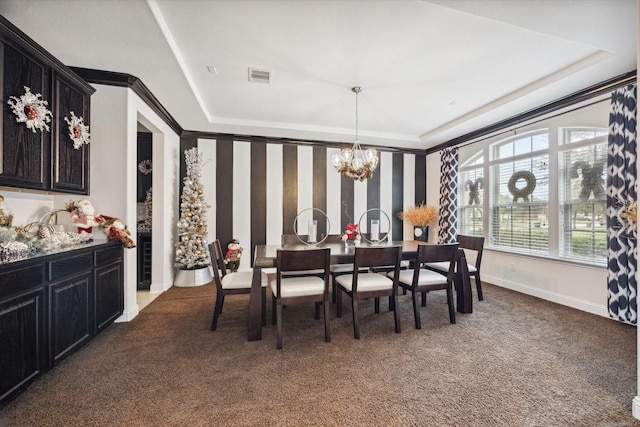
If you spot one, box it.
[0,0,636,151]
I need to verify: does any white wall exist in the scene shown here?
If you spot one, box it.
[0,191,55,226]
[83,84,180,322]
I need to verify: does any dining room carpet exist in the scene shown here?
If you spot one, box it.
[1,282,638,427]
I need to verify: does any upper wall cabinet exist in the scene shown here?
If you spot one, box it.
[0,15,94,195]
[1,42,50,191]
[52,73,90,193]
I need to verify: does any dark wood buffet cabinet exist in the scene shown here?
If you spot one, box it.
[0,15,107,404]
[0,241,124,404]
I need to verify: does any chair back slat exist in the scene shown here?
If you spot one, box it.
[415,243,459,282]
[457,235,484,269]
[208,239,227,291]
[276,247,330,273]
[353,246,402,270]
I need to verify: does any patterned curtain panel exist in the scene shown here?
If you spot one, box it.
[438,147,458,243]
[606,84,637,325]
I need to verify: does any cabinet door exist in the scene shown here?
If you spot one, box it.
[49,272,92,366]
[51,73,89,194]
[0,42,50,190]
[94,262,123,334]
[0,287,46,401]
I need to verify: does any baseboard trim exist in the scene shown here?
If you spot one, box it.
[632,396,640,419]
[115,305,140,323]
[150,282,171,293]
[483,274,608,318]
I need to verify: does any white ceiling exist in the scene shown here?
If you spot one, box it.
[0,0,636,151]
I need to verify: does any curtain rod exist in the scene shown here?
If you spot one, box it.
[457,97,610,149]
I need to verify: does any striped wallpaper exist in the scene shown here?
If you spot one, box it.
[187,136,426,264]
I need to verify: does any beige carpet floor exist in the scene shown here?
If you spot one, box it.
[1,282,639,426]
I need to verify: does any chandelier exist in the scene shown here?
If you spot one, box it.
[332,86,379,181]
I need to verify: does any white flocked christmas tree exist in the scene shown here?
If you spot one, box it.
[174,147,210,270]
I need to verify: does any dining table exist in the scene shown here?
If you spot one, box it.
[247,240,472,341]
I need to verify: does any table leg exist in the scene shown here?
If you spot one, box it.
[247,266,264,341]
[455,249,473,313]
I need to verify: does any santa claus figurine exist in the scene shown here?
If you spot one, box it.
[69,199,99,233]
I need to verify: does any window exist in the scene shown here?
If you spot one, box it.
[558,128,608,261]
[459,154,484,237]
[458,118,608,265]
[489,131,550,254]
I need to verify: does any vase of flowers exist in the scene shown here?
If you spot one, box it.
[398,204,438,242]
[341,223,361,246]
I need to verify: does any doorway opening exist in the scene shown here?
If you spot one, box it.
[136,124,156,310]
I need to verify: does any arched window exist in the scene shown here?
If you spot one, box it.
[489,130,550,254]
[457,123,608,263]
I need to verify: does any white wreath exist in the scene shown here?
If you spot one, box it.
[138,159,152,175]
[7,86,52,133]
[64,111,90,149]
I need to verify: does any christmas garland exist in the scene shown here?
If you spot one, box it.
[508,170,536,202]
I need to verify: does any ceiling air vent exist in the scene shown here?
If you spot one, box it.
[248,68,271,84]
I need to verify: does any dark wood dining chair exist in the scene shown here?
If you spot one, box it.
[282,233,363,303]
[425,234,485,301]
[208,239,267,331]
[272,247,331,349]
[390,243,458,328]
[335,245,402,339]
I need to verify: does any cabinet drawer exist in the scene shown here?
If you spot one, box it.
[47,252,92,282]
[0,264,45,300]
[94,245,122,267]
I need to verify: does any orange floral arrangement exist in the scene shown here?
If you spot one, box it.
[398,204,438,227]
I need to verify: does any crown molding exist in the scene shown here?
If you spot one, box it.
[69,67,183,136]
[425,70,637,155]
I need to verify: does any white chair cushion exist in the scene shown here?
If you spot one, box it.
[288,269,325,275]
[330,263,355,273]
[270,276,325,298]
[392,269,449,287]
[330,264,369,274]
[371,260,409,272]
[425,261,448,273]
[335,272,393,292]
[221,269,268,289]
[426,261,476,274]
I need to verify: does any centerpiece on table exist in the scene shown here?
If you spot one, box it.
[398,204,438,242]
[341,222,361,246]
